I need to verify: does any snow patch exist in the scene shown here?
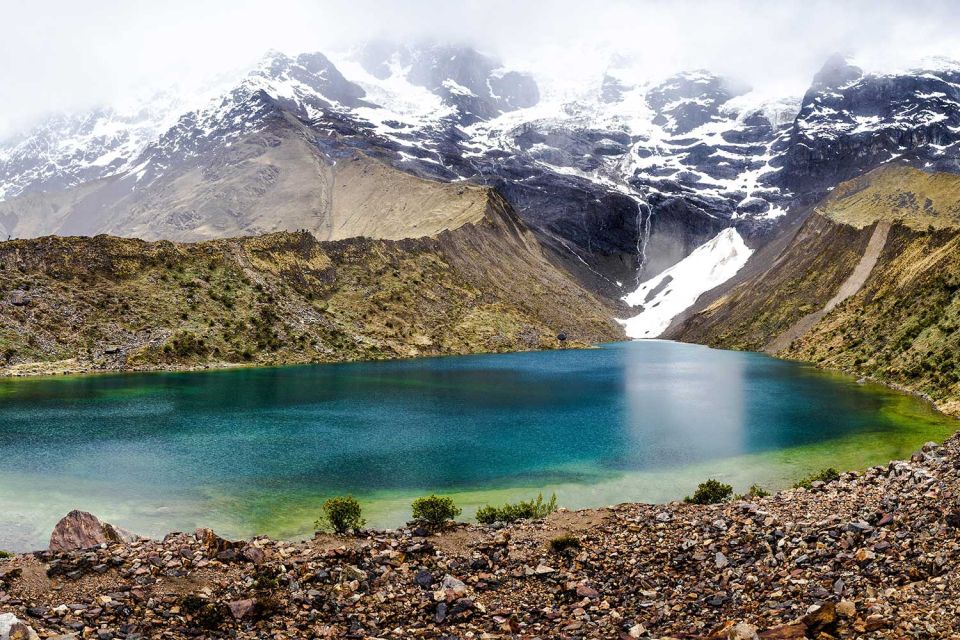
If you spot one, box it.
[618,228,753,339]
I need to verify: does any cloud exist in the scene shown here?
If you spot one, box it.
[2,0,959,137]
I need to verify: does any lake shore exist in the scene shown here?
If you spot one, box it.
[0,341,596,380]
[2,433,959,638]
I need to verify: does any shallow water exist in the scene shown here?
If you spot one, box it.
[0,341,954,551]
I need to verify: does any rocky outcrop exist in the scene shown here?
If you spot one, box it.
[48,511,138,551]
[781,55,960,198]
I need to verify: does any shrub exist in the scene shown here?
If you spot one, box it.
[745,484,771,498]
[684,479,733,505]
[793,467,841,490]
[315,496,365,535]
[549,534,581,555]
[476,493,558,524]
[164,331,209,359]
[0,550,12,558]
[411,495,462,528]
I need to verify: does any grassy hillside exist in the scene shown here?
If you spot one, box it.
[0,196,622,376]
[670,164,960,415]
[785,225,960,414]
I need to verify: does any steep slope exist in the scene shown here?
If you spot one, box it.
[669,164,960,414]
[0,191,622,376]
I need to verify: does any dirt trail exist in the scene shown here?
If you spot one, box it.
[765,221,891,354]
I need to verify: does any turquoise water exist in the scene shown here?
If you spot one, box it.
[0,341,955,551]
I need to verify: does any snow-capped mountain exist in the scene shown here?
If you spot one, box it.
[0,92,186,201]
[1,46,959,320]
[783,54,960,197]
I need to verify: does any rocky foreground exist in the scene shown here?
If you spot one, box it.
[4,438,960,640]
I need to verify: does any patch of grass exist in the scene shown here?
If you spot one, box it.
[793,467,841,489]
[475,493,558,525]
[684,479,733,505]
[736,484,771,500]
[549,533,581,555]
[0,550,13,558]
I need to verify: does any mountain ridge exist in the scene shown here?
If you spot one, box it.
[0,186,623,376]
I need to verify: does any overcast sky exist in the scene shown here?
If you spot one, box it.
[3,0,960,137]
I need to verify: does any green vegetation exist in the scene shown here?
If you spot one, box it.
[315,496,365,535]
[0,228,620,377]
[475,492,558,524]
[411,494,462,528]
[549,533,582,555]
[794,467,842,489]
[0,550,12,558]
[744,484,771,498]
[684,479,734,505]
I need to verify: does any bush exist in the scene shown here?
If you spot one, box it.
[0,550,12,559]
[744,484,771,498]
[315,496,365,535]
[475,493,558,525]
[411,494,462,528]
[163,331,209,359]
[793,467,841,490]
[684,479,733,505]
[549,534,581,555]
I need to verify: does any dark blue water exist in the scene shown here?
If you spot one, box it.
[0,341,953,550]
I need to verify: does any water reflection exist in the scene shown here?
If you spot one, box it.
[623,340,746,467]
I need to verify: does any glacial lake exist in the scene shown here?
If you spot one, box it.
[0,340,955,551]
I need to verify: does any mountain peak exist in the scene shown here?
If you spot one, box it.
[811,53,863,90]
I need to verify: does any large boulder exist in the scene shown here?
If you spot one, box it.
[0,613,40,640]
[48,510,138,551]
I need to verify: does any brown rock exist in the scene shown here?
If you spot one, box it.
[228,598,256,620]
[195,528,244,556]
[575,584,600,599]
[242,545,265,565]
[48,510,137,551]
[728,622,759,640]
[759,623,806,639]
[836,599,856,618]
[9,622,40,640]
[802,602,837,635]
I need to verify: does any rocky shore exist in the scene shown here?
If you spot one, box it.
[3,435,960,639]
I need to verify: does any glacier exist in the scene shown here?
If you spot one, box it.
[618,227,753,339]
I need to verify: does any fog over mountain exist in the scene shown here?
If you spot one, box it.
[3,0,960,138]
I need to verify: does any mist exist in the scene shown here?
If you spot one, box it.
[3,0,960,137]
